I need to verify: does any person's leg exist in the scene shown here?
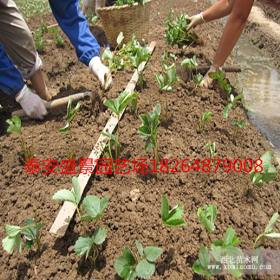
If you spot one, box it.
[0,42,25,97]
[0,0,51,100]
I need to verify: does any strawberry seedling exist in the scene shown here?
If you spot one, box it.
[103,91,137,159]
[197,205,217,246]
[2,214,45,256]
[138,104,161,171]
[114,240,162,280]
[161,195,186,227]
[52,176,109,266]
[154,64,179,123]
[6,116,33,159]
[59,98,81,159]
[198,111,212,133]
[164,9,200,48]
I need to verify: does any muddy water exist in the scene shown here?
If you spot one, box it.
[234,36,280,155]
[210,0,280,155]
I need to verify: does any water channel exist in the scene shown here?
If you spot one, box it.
[210,0,280,157]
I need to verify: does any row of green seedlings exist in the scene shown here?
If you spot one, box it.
[5,98,81,160]
[2,182,185,279]
[194,204,280,278]
[101,88,277,193]
[33,24,65,53]
[3,189,280,278]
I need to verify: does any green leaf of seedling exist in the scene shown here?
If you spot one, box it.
[115,255,137,279]
[21,218,45,242]
[154,73,165,90]
[154,103,161,116]
[81,196,109,220]
[264,232,280,238]
[122,247,137,266]
[194,73,203,84]
[117,32,124,46]
[144,246,163,262]
[68,101,81,122]
[265,213,279,233]
[250,151,277,187]
[181,58,192,69]
[223,103,233,119]
[4,225,21,237]
[135,259,155,279]
[72,176,82,205]
[161,195,186,227]
[138,126,151,138]
[102,48,114,61]
[52,189,76,205]
[224,228,241,247]
[2,234,22,254]
[75,236,94,258]
[135,240,144,257]
[6,116,22,134]
[193,246,221,277]
[197,204,217,233]
[59,122,70,133]
[93,227,107,245]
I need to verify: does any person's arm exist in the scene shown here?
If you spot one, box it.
[212,0,254,67]
[202,0,235,22]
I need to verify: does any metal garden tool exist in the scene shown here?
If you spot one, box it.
[11,91,93,118]
[175,63,241,82]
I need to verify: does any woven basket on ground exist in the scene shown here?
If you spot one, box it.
[97,0,151,48]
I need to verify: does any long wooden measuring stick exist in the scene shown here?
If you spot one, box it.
[49,41,156,236]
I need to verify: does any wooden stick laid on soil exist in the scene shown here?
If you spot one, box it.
[49,41,157,237]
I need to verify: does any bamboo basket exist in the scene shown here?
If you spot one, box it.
[97,0,151,48]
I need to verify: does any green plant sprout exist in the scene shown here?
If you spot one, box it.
[161,51,177,71]
[223,93,244,119]
[205,142,216,160]
[59,98,81,158]
[161,195,186,227]
[6,116,33,159]
[103,91,137,159]
[52,176,109,266]
[114,0,147,6]
[249,151,277,188]
[138,103,161,171]
[193,227,244,278]
[164,9,200,48]
[231,119,247,144]
[198,111,212,133]
[253,212,280,250]
[34,29,46,54]
[56,35,65,48]
[130,46,151,91]
[197,205,217,246]
[154,64,179,123]
[2,213,45,256]
[181,55,203,90]
[209,68,232,95]
[101,131,120,171]
[114,240,162,280]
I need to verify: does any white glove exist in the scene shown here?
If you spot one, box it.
[89,57,113,91]
[16,85,48,119]
[200,65,222,89]
[186,12,206,31]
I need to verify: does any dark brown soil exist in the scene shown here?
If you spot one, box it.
[1,1,280,279]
